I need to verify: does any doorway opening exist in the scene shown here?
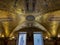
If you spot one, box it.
[17,27,44,45]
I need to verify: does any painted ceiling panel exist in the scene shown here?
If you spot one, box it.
[0,0,60,38]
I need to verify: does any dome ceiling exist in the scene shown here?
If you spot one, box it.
[0,0,60,39]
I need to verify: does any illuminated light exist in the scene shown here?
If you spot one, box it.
[11,35,15,39]
[2,22,10,37]
[12,36,15,39]
[2,35,4,37]
[45,36,49,39]
[45,36,51,40]
[50,21,59,36]
[58,34,60,38]
[10,36,15,40]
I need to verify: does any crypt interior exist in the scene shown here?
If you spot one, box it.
[0,0,60,45]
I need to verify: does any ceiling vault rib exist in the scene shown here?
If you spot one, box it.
[35,20,52,36]
[1,22,6,37]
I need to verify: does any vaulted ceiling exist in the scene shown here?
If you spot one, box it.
[0,0,60,39]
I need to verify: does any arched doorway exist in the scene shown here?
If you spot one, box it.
[15,27,46,45]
